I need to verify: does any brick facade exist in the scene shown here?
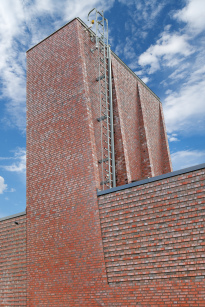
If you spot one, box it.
[98,168,205,285]
[0,17,204,306]
[0,213,26,306]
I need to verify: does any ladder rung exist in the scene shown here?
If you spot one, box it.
[98,21,103,26]
[103,133,111,139]
[102,125,109,130]
[101,83,107,89]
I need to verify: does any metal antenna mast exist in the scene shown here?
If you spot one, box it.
[87,9,116,190]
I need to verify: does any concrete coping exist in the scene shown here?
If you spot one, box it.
[97,162,205,196]
[0,211,26,222]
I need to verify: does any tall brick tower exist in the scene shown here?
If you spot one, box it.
[26,16,172,305]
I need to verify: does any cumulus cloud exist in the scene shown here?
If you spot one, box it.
[138,30,193,73]
[171,150,205,170]
[174,0,205,34]
[168,133,179,142]
[0,177,7,194]
[0,0,114,132]
[1,148,26,174]
[141,76,149,84]
[136,0,205,136]
[164,73,205,134]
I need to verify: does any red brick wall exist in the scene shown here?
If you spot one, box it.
[98,168,205,283]
[0,213,26,306]
[26,18,203,306]
[77,20,172,188]
[97,167,205,305]
[26,18,108,306]
[111,55,172,183]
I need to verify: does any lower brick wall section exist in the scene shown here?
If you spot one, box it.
[0,213,26,306]
[1,170,204,306]
[97,167,205,305]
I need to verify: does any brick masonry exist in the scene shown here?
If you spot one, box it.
[0,17,204,306]
[98,168,205,284]
[75,18,172,187]
[0,213,26,306]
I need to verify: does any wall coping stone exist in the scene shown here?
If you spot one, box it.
[97,163,205,196]
[0,211,26,222]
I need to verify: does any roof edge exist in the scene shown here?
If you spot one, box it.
[0,211,26,222]
[97,162,205,196]
[27,17,78,52]
[26,17,160,101]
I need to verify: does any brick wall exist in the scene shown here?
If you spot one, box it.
[97,166,205,305]
[77,19,172,188]
[25,17,204,306]
[111,55,172,183]
[0,213,26,306]
[26,18,108,305]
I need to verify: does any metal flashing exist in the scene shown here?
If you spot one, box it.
[110,51,160,101]
[0,211,26,222]
[97,162,205,196]
[26,17,160,101]
[27,17,78,52]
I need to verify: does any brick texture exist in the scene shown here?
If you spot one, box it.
[73,19,172,188]
[111,56,172,183]
[24,17,205,306]
[0,214,26,306]
[98,169,205,284]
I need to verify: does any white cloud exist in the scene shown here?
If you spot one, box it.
[168,63,190,81]
[2,148,26,174]
[123,37,137,60]
[0,0,115,132]
[138,31,193,73]
[141,76,149,84]
[164,76,205,134]
[118,0,165,30]
[174,0,205,34]
[0,177,7,194]
[171,150,205,170]
[168,133,179,142]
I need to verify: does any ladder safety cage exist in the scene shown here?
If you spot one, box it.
[87,9,116,190]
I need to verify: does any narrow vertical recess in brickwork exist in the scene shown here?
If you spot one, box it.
[159,103,173,174]
[112,73,128,186]
[137,84,153,179]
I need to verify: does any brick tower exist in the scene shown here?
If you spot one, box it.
[26,17,173,305]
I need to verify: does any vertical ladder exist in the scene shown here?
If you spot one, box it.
[88,9,116,190]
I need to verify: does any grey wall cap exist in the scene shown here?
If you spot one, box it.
[0,211,26,222]
[97,163,205,196]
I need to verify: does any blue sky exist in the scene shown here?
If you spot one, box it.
[0,0,205,218]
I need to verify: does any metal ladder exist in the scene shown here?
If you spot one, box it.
[88,9,116,190]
